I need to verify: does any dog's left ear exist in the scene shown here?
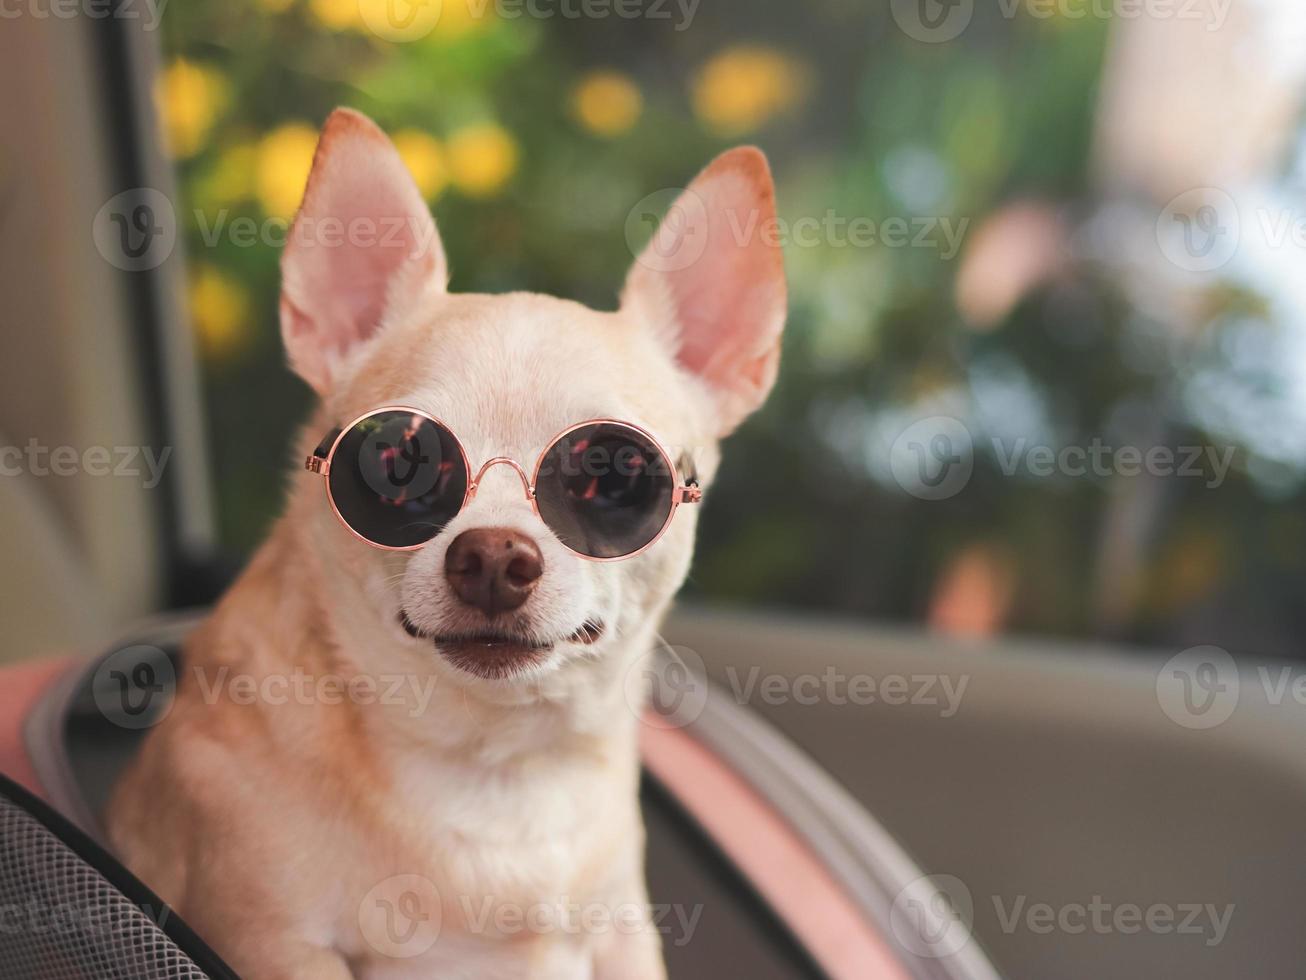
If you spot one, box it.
[280,108,446,395]
[621,147,787,437]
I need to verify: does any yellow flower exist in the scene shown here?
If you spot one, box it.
[309,0,363,30]
[189,265,252,362]
[572,71,643,138]
[691,46,808,137]
[155,59,227,159]
[392,129,447,200]
[255,123,319,218]
[447,124,518,198]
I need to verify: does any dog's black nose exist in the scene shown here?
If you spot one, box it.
[444,528,544,615]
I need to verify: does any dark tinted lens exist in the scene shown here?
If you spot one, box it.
[328,411,468,548]
[535,423,675,559]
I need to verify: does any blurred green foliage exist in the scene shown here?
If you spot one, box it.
[161,0,1306,656]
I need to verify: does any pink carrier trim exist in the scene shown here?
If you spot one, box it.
[641,722,913,980]
[0,657,72,801]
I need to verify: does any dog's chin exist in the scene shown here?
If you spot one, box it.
[400,611,604,682]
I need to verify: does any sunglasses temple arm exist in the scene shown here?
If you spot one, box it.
[304,427,342,474]
[675,452,703,504]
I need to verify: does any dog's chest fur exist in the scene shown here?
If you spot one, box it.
[108,529,648,978]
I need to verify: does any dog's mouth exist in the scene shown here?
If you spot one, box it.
[399,611,604,680]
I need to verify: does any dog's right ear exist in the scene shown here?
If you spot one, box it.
[280,108,446,395]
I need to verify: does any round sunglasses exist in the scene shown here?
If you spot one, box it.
[305,407,702,561]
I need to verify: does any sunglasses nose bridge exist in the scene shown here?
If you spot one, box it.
[468,456,536,503]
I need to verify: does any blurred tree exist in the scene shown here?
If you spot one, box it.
[159,0,1306,658]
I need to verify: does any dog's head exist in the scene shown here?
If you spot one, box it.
[280,109,785,699]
